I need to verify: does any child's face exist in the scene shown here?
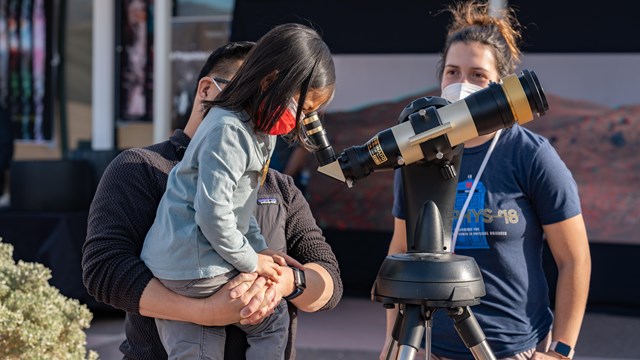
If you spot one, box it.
[295,86,335,116]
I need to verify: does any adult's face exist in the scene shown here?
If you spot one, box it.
[441,41,500,91]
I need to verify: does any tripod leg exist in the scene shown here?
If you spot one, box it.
[448,306,496,360]
[384,307,402,360]
[424,310,433,360]
[396,304,425,360]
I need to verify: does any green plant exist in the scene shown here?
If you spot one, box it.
[0,239,99,359]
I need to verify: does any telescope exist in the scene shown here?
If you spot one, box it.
[304,69,549,360]
[304,69,547,187]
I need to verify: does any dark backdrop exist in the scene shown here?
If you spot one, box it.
[232,0,638,54]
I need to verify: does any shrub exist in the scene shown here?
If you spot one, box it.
[0,240,99,359]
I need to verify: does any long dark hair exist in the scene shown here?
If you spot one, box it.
[205,23,335,139]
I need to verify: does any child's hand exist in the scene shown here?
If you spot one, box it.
[256,254,283,282]
[260,249,305,270]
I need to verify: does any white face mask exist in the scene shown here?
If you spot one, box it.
[440,82,484,102]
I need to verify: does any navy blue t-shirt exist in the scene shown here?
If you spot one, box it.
[392,125,582,359]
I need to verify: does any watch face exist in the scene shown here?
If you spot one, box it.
[296,268,307,289]
[552,342,572,357]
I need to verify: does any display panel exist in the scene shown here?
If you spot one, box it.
[0,0,52,143]
[116,0,155,123]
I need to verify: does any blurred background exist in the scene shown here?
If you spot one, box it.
[0,0,639,357]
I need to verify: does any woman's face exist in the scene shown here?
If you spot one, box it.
[441,41,500,90]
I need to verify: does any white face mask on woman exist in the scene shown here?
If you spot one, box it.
[440,82,484,102]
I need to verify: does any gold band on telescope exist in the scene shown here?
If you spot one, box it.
[501,74,534,124]
[306,126,324,136]
[303,113,320,125]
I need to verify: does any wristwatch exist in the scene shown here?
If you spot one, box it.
[549,341,574,359]
[283,266,306,301]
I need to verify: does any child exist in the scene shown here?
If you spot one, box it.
[141,23,336,360]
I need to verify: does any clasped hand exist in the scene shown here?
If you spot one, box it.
[214,250,303,326]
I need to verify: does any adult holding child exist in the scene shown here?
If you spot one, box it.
[84,25,342,360]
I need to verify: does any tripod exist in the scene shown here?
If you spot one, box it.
[311,73,548,358]
[373,145,496,360]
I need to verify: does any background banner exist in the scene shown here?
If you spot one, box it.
[0,0,52,143]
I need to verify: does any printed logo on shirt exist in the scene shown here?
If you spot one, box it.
[454,177,490,249]
[257,197,278,205]
[453,176,521,249]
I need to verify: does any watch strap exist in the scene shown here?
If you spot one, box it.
[283,267,306,301]
[549,341,574,359]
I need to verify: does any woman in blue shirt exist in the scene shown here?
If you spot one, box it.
[381,2,591,359]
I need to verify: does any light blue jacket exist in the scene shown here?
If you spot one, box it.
[141,107,276,280]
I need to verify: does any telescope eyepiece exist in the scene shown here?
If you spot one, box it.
[301,111,336,166]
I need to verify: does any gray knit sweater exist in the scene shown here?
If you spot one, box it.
[82,130,342,359]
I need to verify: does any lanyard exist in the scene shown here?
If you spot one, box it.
[450,129,503,252]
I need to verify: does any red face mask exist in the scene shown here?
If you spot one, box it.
[266,98,303,135]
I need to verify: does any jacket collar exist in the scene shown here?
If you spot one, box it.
[169,129,191,159]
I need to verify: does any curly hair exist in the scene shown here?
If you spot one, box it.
[437,0,523,79]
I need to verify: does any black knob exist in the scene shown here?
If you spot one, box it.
[440,162,457,180]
